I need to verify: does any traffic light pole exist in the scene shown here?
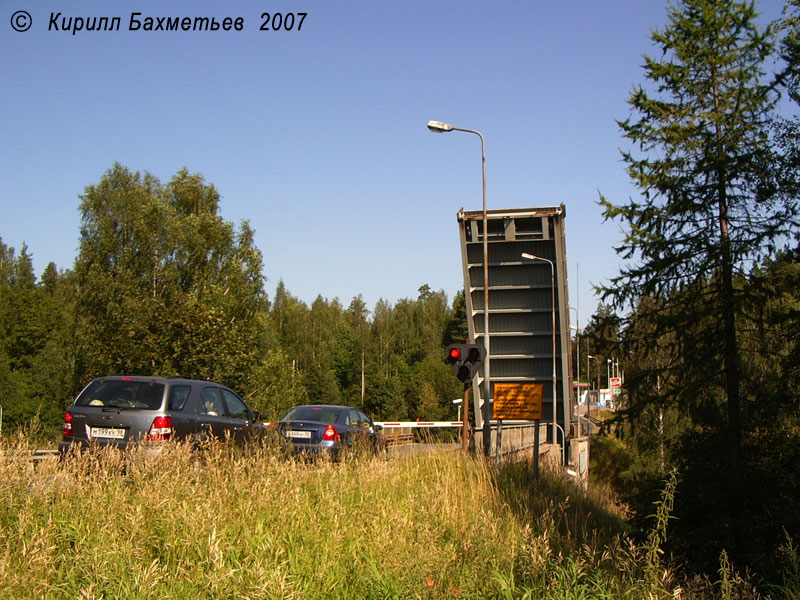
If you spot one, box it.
[461,385,470,453]
[444,344,483,455]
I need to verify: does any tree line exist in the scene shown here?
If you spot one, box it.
[0,164,467,435]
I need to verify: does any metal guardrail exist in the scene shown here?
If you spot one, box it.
[377,421,549,459]
[0,449,59,464]
[385,433,415,447]
[33,450,59,462]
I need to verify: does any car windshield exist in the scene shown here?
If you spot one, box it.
[282,406,341,424]
[75,380,165,410]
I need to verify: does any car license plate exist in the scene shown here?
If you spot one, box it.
[89,427,125,440]
[286,430,311,439]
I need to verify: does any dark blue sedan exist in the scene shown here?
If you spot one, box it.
[274,405,386,457]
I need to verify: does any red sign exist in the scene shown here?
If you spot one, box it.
[610,377,622,388]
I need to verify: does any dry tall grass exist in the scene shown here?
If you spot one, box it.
[0,433,773,599]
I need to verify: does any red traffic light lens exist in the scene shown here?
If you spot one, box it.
[448,347,462,360]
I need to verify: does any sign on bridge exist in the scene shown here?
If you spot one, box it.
[492,383,544,420]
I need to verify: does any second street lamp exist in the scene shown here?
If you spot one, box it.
[587,354,599,416]
[428,120,492,457]
[521,253,558,446]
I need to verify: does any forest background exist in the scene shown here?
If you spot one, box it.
[0,164,472,432]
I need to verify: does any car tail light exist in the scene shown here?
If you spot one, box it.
[62,412,73,436]
[147,415,173,441]
[321,424,340,442]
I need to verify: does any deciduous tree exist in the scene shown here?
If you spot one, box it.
[73,164,270,391]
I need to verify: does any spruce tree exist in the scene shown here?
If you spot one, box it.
[600,0,797,551]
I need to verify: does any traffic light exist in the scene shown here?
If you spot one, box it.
[445,343,485,383]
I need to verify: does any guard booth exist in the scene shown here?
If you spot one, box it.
[457,205,574,460]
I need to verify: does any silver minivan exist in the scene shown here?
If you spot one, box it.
[59,375,265,453]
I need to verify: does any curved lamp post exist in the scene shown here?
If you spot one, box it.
[521,253,557,446]
[428,120,492,456]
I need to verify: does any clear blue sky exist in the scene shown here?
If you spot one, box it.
[0,0,782,327]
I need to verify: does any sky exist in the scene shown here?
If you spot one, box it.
[0,0,784,328]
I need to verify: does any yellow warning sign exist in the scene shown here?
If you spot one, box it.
[493,383,544,420]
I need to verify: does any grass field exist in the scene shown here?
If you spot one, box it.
[0,433,782,599]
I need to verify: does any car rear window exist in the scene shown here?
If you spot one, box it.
[283,406,341,424]
[75,379,165,410]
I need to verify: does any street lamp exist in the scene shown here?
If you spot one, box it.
[521,253,557,446]
[428,120,492,457]
[569,306,580,390]
[427,121,454,133]
[587,355,599,415]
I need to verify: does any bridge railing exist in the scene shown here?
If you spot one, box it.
[375,420,551,460]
